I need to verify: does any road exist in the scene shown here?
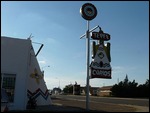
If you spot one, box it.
[54,95,149,107]
[51,95,149,112]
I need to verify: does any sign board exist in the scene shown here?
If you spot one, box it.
[91,32,110,41]
[90,43,111,79]
[80,3,97,21]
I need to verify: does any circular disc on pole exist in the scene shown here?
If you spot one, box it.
[80,3,97,21]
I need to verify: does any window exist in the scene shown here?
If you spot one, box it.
[1,73,16,103]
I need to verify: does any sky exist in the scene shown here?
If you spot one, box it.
[1,1,149,90]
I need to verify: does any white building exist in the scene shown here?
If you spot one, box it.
[1,36,52,110]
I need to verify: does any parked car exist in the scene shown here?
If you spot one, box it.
[1,88,9,112]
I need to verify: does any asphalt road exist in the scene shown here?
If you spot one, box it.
[9,95,149,112]
[50,95,149,112]
[53,95,149,107]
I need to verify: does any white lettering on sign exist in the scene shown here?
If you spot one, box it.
[90,68,111,79]
[91,32,110,41]
[92,69,111,76]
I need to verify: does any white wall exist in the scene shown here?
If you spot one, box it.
[1,36,52,110]
[1,37,31,110]
[27,44,52,105]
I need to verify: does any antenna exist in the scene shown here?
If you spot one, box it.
[28,33,34,40]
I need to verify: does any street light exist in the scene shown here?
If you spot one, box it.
[41,65,50,74]
[55,77,60,88]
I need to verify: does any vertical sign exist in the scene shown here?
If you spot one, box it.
[90,30,111,79]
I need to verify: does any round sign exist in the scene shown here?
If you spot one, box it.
[80,3,97,21]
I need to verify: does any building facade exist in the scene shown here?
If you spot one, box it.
[1,36,52,110]
[97,86,112,96]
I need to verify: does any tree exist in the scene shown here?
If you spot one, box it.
[145,79,149,86]
[63,84,73,94]
[111,75,139,97]
[123,74,129,85]
[137,79,149,97]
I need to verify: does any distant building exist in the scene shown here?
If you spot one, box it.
[1,36,52,110]
[73,84,80,95]
[80,85,113,96]
[52,87,61,95]
[80,86,99,96]
[90,87,99,96]
[97,86,112,96]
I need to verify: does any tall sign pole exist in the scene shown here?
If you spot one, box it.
[86,20,90,111]
[80,3,97,111]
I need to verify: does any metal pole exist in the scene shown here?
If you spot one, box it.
[86,20,90,111]
[80,25,100,39]
[59,80,60,88]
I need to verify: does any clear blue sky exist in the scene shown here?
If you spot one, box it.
[1,1,149,90]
